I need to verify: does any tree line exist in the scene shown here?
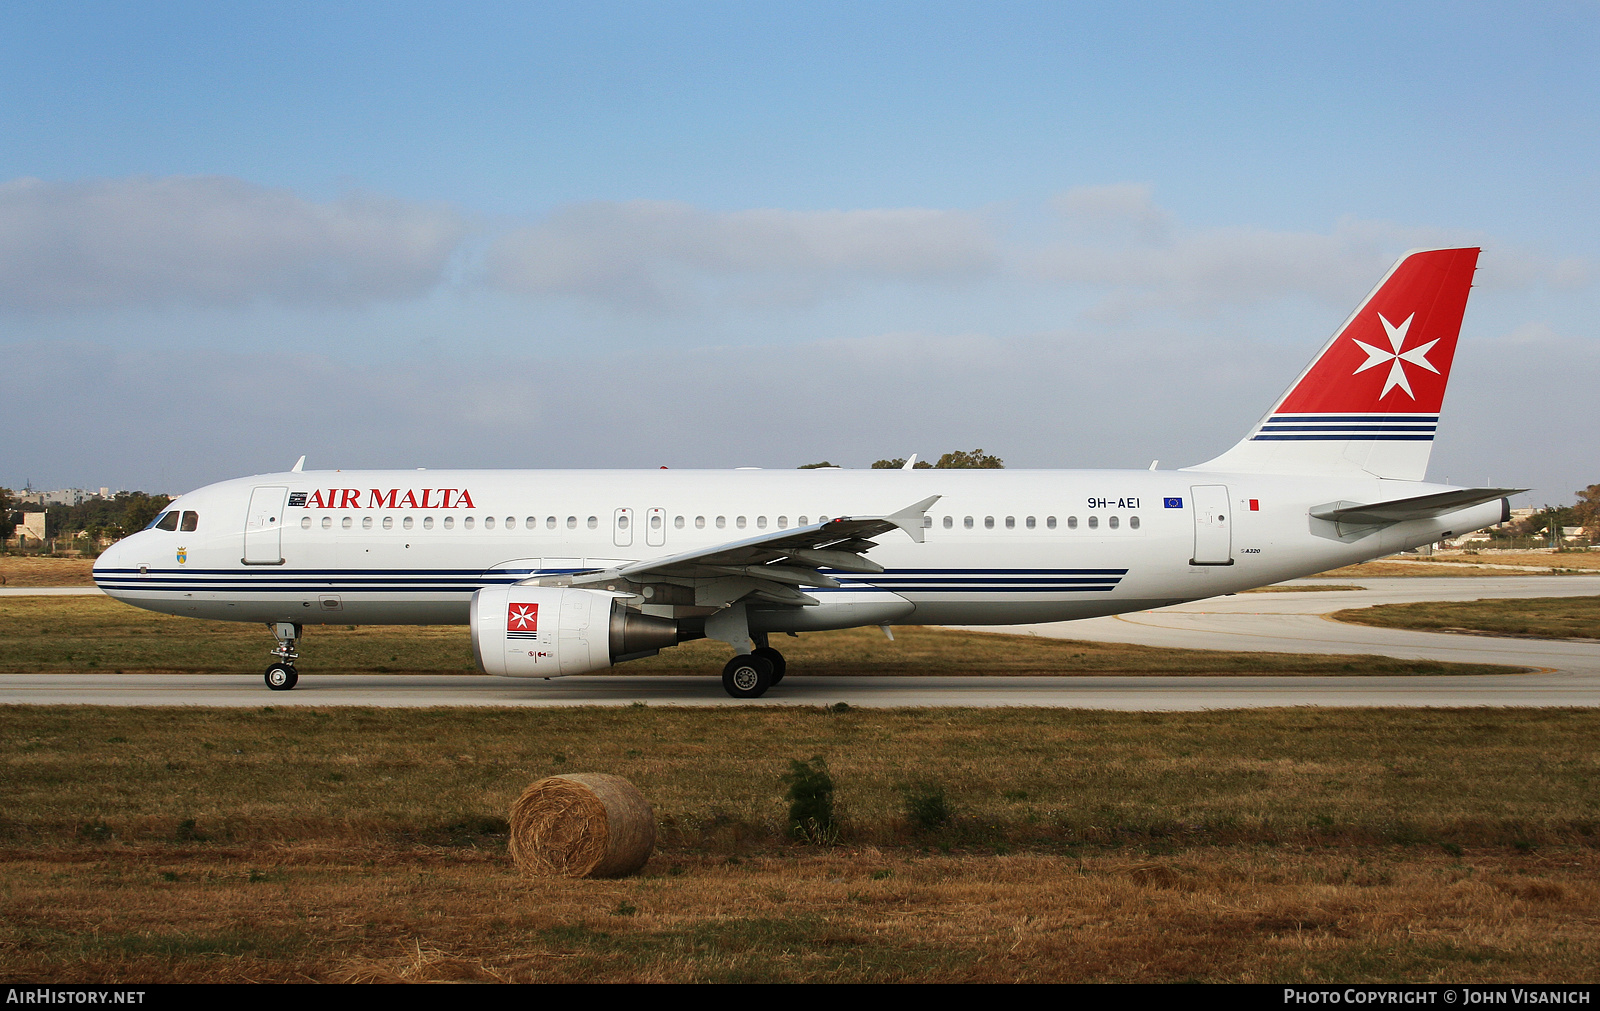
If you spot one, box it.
[798,449,1005,470]
[1,489,171,544]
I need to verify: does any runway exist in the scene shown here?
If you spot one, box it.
[1,576,1596,710]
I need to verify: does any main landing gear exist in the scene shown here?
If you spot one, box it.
[265,622,300,691]
[721,645,786,699]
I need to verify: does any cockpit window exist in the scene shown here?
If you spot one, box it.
[180,511,199,532]
[150,511,179,532]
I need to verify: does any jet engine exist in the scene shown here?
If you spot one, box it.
[471,585,680,677]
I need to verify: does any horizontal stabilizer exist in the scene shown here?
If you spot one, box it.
[1310,488,1521,527]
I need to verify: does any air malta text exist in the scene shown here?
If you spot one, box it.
[299,489,477,510]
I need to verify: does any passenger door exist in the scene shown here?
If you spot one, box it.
[243,486,288,565]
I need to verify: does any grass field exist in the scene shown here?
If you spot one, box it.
[1426,552,1600,571]
[1333,596,1600,641]
[2,706,1598,983]
[1312,560,1569,578]
[0,555,96,586]
[0,595,1517,677]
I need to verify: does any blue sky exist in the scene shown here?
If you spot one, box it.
[2,2,1596,503]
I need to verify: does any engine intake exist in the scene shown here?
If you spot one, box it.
[471,585,679,677]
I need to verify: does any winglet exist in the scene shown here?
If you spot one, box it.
[886,495,941,543]
[290,455,306,473]
[901,454,919,470]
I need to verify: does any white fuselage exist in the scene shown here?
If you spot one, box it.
[93,467,1503,633]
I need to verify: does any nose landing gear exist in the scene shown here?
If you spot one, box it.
[265,622,301,691]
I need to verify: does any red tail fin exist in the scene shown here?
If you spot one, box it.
[1189,247,1479,480]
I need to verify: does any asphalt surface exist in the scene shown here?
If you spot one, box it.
[1,576,1596,710]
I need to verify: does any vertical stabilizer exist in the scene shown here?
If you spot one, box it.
[1186,247,1479,480]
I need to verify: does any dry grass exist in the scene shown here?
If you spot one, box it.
[0,596,1516,677]
[2,706,1598,982]
[1241,584,1365,593]
[1312,560,1562,578]
[1334,596,1600,640]
[0,555,96,586]
[1427,551,1600,571]
[5,846,1596,983]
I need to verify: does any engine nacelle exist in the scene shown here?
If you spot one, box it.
[471,585,679,678]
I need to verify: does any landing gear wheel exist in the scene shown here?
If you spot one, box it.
[722,653,774,699]
[265,663,299,691]
[752,646,786,684]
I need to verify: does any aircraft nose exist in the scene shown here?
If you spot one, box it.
[92,537,130,589]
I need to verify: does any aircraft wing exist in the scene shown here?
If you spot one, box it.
[535,495,940,607]
[1310,487,1522,527]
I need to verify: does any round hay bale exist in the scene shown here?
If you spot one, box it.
[508,773,655,878]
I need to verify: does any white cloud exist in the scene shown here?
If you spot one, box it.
[1029,208,1487,316]
[1049,183,1172,239]
[0,176,470,310]
[484,200,1000,310]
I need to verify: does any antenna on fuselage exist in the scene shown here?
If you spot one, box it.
[291,455,306,473]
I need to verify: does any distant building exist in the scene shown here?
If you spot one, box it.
[9,512,46,546]
[12,486,121,507]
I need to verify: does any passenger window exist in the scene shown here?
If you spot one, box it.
[465,516,476,529]
[360,516,372,530]
[547,517,557,530]
[1109,516,1119,529]
[444,516,455,530]
[943,515,953,529]
[1067,516,1077,529]
[737,516,747,529]
[675,516,685,529]
[777,516,787,529]
[1130,515,1140,530]
[964,516,974,529]
[1005,516,1015,529]
[756,516,766,529]
[617,515,628,530]
[1047,516,1057,529]
[154,511,179,531]
[403,516,414,530]
[485,516,495,530]
[652,514,663,529]
[1026,516,1036,529]
[922,515,932,528]
[567,516,577,529]
[716,516,726,529]
[301,516,311,529]
[696,516,706,529]
[525,516,535,528]
[587,516,597,529]
[322,517,332,530]
[798,516,808,526]
[180,511,199,532]
[505,516,516,529]
[423,516,434,530]
[383,516,393,530]
[342,517,353,530]
[1088,516,1099,529]
[984,516,994,529]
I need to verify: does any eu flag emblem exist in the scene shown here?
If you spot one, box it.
[1163,497,1183,509]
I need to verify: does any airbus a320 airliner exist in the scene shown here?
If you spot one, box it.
[95,247,1517,698]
